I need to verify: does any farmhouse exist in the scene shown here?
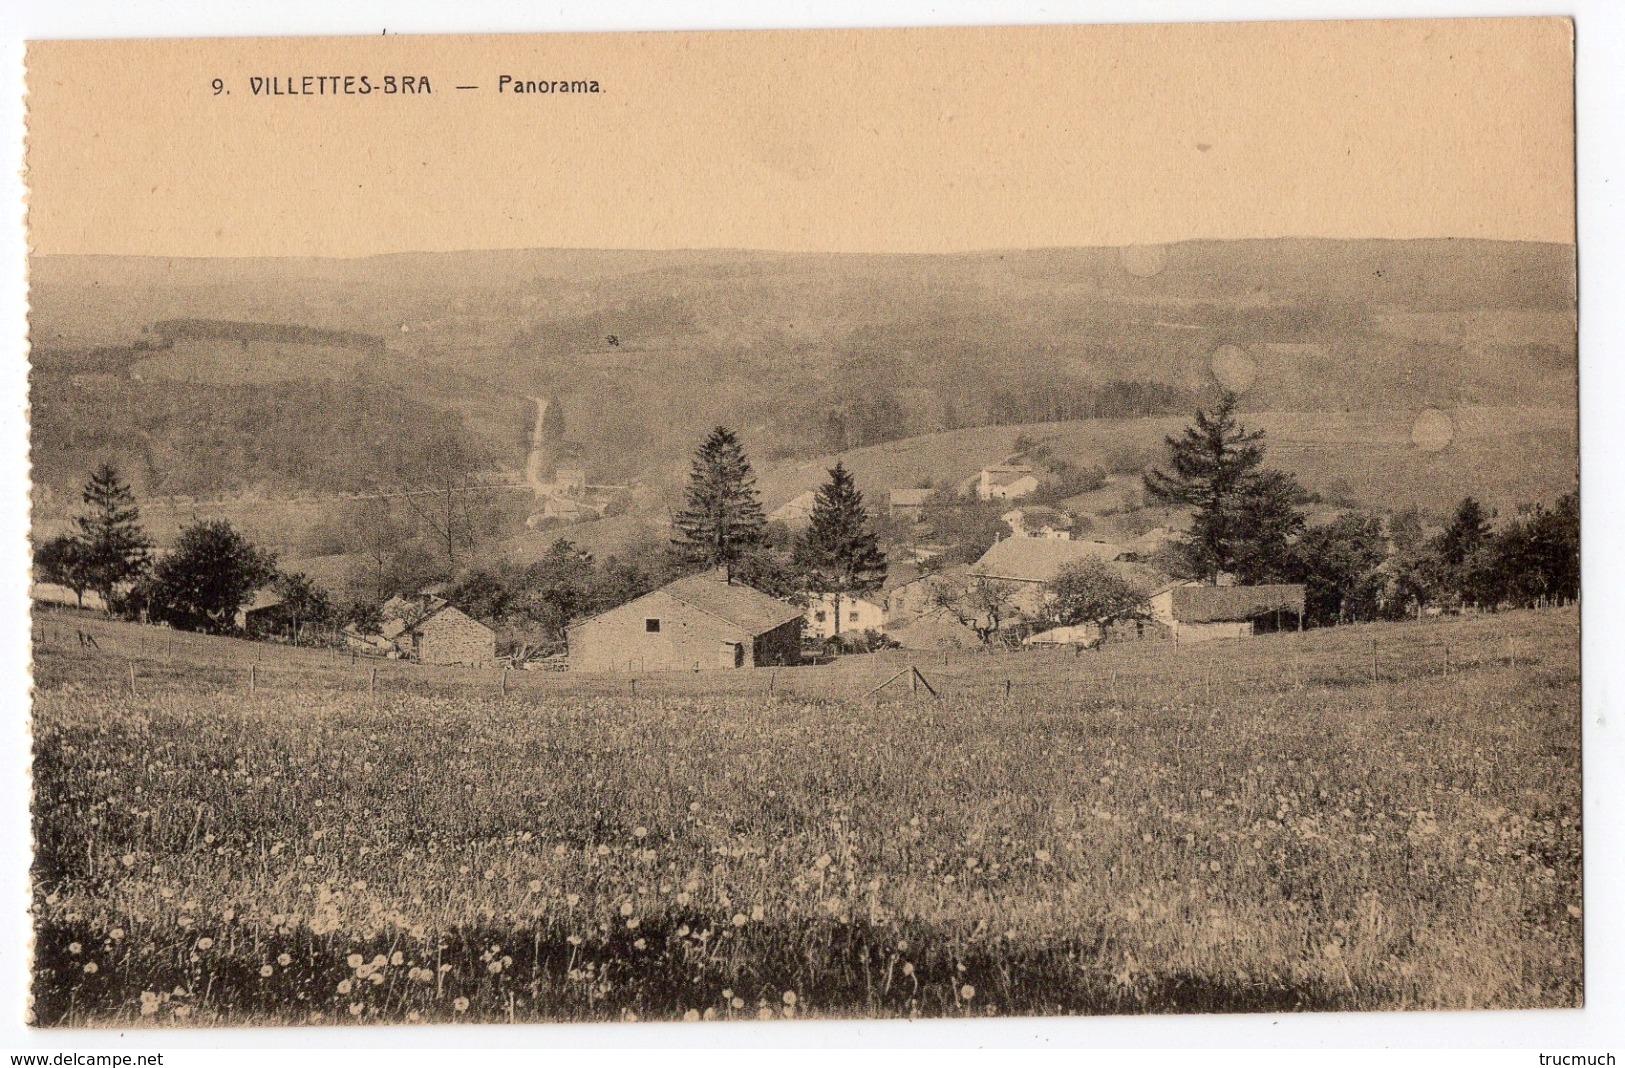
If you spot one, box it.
[885,606,979,650]
[373,593,497,666]
[235,588,285,632]
[1149,583,1306,642]
[1002,505,1075,540]
[804,592,887,640]
[568,570,803,672]
[977,464,1040,501]
[970,537,1131,614]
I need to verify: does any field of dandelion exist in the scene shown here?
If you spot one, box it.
[29,607,1581,1027]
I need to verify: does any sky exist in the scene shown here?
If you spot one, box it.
[24,17,1575,258]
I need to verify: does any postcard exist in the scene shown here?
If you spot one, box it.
[23,19,1578,1028]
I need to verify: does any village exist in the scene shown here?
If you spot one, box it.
[31,387,1575,682]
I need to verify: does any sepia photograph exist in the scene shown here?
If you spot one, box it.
[19,16,1584,1034]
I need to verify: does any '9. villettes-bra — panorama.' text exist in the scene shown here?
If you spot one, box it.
[214,75,603,96]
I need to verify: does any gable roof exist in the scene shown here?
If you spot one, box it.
[971,538,1128,583]
[1005,505,1074,528]
[577,570,803,636]
[1170,584,1305,623]
[889,488,933,507]
[983,465,1036,486]
[662,571,805,634]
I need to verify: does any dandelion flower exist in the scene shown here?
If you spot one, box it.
[751,905,765,921]
[407,1010,422,1022]
[67,943,81,955]
[196,938,214,951]
[277,953,291,967]
[634,826,648,839]
[782,991,797,1007]
[683,1009,700,1021]
[369,972,385,986]
[221,908,234,922]
[390,951,404,966]
[259,965,274,978]
[732,913,749,927]
[757,1006,773,1020]
[565,894,580,907]
[528,880,542,893]
[731,997,745,1010]
[961,984,976,1000]
[488,961,503,974]
[620,901,635,917]
[83,962,98,974]
[109,929,124,941]
[173,1005,191,1019]
[336,979,353,995]
[902,962,915,977]
[633,938,647,950]
[346,953,364,968]
[140,1000,158,1018]
[349,1003,364,1017]
[453,997,469,1013]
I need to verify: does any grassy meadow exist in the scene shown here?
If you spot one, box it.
[29,608,1582,1026]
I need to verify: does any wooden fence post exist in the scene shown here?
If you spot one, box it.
[1004,678,1012,700]
[128,660,137,696]
[369,666,377,695]
[501,669,508,696]
[1370,640,1378,685]
[249,663,256,695]
[1444,644,1452,677]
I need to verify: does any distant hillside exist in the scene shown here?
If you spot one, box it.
[28,239,1575,508]
[758,407,1578,519]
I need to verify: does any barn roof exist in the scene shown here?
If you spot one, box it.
[1170,584,1305,623]
[661,571,805,634]
[971,538,1127,583]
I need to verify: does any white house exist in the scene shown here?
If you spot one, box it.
[804,592,888,640]
[1002,505,1075,540]
[977,465,1040,501]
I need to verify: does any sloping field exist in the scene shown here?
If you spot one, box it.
[759,407,1576,516]
[30,607,1580,1025]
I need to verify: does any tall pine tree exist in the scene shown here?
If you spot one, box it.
[794,462,888,634]
[72,462,152,608]
[1143,391,1304,583]
[670,427,767,581]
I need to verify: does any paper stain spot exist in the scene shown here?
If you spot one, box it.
[1210,345,1257,394]
[1196,142,1213,152]
[1120,245,1168,278]
[1411,408,1455,452]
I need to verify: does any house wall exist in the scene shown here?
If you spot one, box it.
[751,619,803,667]
[1173,620,1253,643]
[804,593,887,639]
[570,590,755,672]
[416,608,497,666]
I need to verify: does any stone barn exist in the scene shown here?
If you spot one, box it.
[1150,583,1306,642]
[379,593,497,666]
[568,570,803,672]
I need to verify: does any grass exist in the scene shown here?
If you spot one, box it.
[29,608,1582,1027]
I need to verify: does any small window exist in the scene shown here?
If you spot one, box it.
[645,618,660,633]
[849,611,860,622]
[814,611,826,623]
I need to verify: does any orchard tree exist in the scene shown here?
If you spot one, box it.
[35,534,93,607]
[793,462,888,635]
[1042,559,1148,646]
[71,462,152,607]
[142,520,278,633]
[671,427,768,580]
[932,577,1021,647]
[1143,391,1304,583]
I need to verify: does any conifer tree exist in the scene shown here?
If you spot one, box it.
[670,427,768,580]
[794,462,888,634]
[71,462,152,608]
[1143,391,1304,583]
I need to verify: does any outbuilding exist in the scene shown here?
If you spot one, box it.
[568,570,804,672]
[1149,583,1306,642]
